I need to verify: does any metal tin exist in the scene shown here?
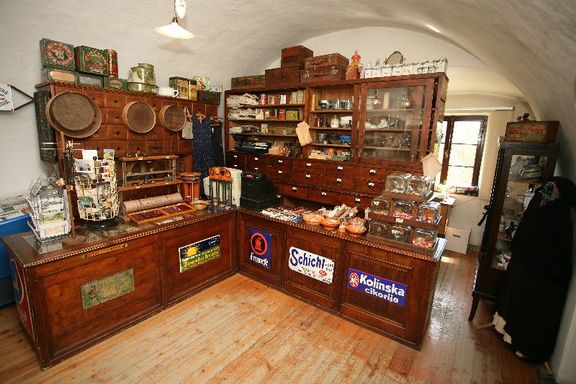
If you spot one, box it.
[39,38,75,70]
[74,46,109,75]
[104,77,127,91]
[40,67,77,83]
[128,63,156,85]
[169,77,189,99]
[106,49,118,78]
[127,82,158,94]
[76,73,104,88]
[188,79,198,100]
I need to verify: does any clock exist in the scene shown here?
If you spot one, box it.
[175,0,187,19]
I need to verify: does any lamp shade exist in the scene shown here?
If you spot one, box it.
[155,18,194,39]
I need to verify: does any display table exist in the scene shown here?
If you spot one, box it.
[2,208,443,368]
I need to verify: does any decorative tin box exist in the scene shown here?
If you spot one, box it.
[304,53,349,69]
[77,73,103,88]
[265,67,300,87]
[169,77,189,99]
[40,68,77,84]
[104,77,127,90]
[74,46,109,75]
[231,74,265,89]
[39,38,75,70]
[504,120,559,143]
[188,79,198,100]
[281,45,313,68]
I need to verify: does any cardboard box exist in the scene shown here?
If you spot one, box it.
[445,226,470,254]
[504,121,559,143]
[281,45,313,68]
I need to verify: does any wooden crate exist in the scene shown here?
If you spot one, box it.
[281,45,313,68]
[300,65,346,84]
[265,67,301,87]
[231,74,265,89]
[504,121,559,143]
[198,90,221,103]
[304,53,349,69]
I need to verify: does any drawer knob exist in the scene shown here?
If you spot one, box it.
[336,178,342,183]
[278,170,283,174]
[278,159,283,164]
[292,187,298,191]
[233,164,238,168]
[254,157,259,161]
[321,192,327,197]
[254,167,259,171]
[337,166,344,171]
[368,182,375,189]
[276,194,282,199]
[369,169,376,175]
[233,155,238,159]
[305,174,311,179]
[306,162,311,168]
[355,198,361,203]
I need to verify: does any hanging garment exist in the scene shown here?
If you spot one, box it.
[495,177,576,362]
[211,121,225,166]
[192,114,214,196]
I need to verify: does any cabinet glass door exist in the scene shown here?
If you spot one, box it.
[492,153,551,270]
[359,83,426,162]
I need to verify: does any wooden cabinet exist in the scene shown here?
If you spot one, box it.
[469,141,558,321]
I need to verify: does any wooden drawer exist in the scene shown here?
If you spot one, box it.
[245,154,267,173]
[324,163,356,176]
[267,156,293,171]
[307,189,341,206]
[292,159,324,175]
[322,175,355,190]
[356,166,389,180]
[177,139,193,154]
[290,171,322,186]
[104,108,123,125]
[225,151,246,170]
[127,130,146,141]
[145,140,164,155]
[340,194,371,210]
[267,168,288,182]
[205,104,218,117]
[355,179,386,195]
[84,140,127,158]
[144,96,162,114]
[80,89,105,107]
[103,93,126,109]
[145,127,165,141]
[191,102,206,115]
[276,183,309,200]
[35,236,162,357]
[127,140,146,155]
[164,215,234,303]
[162,140,176,154]
[106,124,127,140]
[87,125,107,140]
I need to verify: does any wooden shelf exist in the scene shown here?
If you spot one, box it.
[120,155,178,162]
[310,143,352,148]
[119,180,182,192]
[310,109,353,114]
[126,170,174,177]
[369,212,440,231]
[229,118,301,123]
[309,127,352,131]
[366,107,416,113]
[232,133,297,138]
[379,191,434,203]
[364,128,410,133]
[362,146,410,151]
[231,103,305,109]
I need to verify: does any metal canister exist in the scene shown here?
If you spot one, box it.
[106,49,118,78]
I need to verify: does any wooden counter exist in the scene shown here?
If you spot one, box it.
[2,210,236,369]
[3,208,443,368]
[237,209,445,348]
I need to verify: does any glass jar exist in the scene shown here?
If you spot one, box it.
[417,201,441,223]
[389,224,411,242]
[330,115,340,128]
[384,173,410,193]
[368,221,388,238]
[411,228,436,248]
[407,175,433,197]
[392,200,414,220]
[370,195,391,215]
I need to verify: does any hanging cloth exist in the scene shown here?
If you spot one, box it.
[192,114,214,196]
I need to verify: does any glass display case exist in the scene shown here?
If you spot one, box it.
[358,80,432,163]
[469,141,559,321]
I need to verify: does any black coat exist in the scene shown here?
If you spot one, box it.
[496,177,575,362]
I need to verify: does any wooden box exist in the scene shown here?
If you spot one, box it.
[74,46,109,75]
[281,45,313,68]
[231,74,265,89]
[265,67,300,87]
[300,65,346,84]
[198,90,221,104]
[39,38,75,70]
[504,120,559,143]
[304,53,349,69]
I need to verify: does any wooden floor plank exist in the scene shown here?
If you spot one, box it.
[0,250,540,384]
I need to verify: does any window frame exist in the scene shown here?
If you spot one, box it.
[439,115,487,187]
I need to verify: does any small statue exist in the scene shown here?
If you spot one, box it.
[346,50,362,80]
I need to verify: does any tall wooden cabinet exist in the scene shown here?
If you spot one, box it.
[468,141,558,320]
[224,73,448,206]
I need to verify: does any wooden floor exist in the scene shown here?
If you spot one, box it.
[0,249,539,384]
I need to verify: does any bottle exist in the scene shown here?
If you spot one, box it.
[330,115,339,128]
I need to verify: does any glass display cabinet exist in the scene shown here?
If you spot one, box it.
[469,141,559,321]
[358,80,432,163]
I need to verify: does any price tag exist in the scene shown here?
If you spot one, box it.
[395,218,404,223]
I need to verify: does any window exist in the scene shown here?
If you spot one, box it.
[435,115,487,188]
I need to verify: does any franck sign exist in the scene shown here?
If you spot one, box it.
[248,227,272,270]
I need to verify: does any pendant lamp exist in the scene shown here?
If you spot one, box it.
[155,0,194,39]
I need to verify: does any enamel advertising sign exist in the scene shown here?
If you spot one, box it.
[179,235,221,272]
[248,227,272,270]
[288,246,334,284]
[347,267,407,306]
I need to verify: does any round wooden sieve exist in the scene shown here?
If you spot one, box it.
[159,104,186,131]
[45,92,102,138]
[122,101,156,133]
